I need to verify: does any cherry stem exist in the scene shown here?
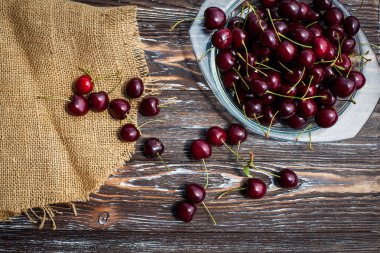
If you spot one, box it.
[232,67,251,90]
[278,33,312,48]
[354,0,364,16]
[266,90,326,101]
[255,62,281,73]
[253,113,267,136]
[287,67,305,94]
[278,62,293,73]
[305,21,318,29]
[156,153,171,171]
[198,47,214,62]
[126,114,134,123]
[252,166,280,178]
[301,76,314,99]
[247,4,264,31]
[295,124,312,141]
[216,187,246,199]
[265,110,279,139]
[308,125,313,150]
[201,201,217,225]
[242,41,250,75]
[36,96,70,102]
[338,98,356,104]
[236,54,268,77]
[137,120,166,130]
[78,67,92,77]
[169,17,203,31]
[236,141,241,162]
[232,83,242,106]
[108,73,123,95]
[266,8,281,42]
[202,159,209,189]
[221,140,243,160]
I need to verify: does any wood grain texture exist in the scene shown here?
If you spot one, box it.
[1,0,379,252]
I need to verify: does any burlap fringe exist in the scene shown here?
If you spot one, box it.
[22,202,78,230]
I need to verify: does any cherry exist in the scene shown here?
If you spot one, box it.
[73,74,93,95]
[144,138,164,157]
[308,65,325,85]
[277,169,298,188]
[326,25,345,44]
[293,28,312,45]
[88,91,109,112]
[261,93,277,106]
[266,71,282,92]
[324,43,337,61]
[323,65,337,82]
[251,42,272,60]
[176,202,197,222]
[232,28,248,50]
[67,94,89,116]
[212,28,233,49]
[279,84,298,97]
[344,16,360,36]
[240,53,256,72]
[298,2,311,21]
[349,71,366,90]
[190,139,212,160]
[323,7,344,26]
[260,29,280,49]
[250,79,268,96]
[308,23,324,38]
[332,76,355,98]
[341,37,356,54]
[243,98,263,118]
[335,53,352,73]
[276,41,297,63]
[278,0,300,21]
[259,107,278,126]
[216,50,236,72]
[204,7,226,30]
[109,99,131,120]
[125,77,144,98]
[260,0,278,8]
[227,123,247,145]
[246,178,267,199]
[287,22,305,36]
[297,49,316,69]
[284,67,305,84]
[313,37,331,59]
[120,123,140,142]
[313,0,332,11]
[287,114,308,129]
[298,99,317,118]
[247,15,268,36]
[306,9,321,22]
[316,88,337,107]
[140,97,160,116]
[227,16,244,30]
[185,183,206,204]
[274,20,289,35]
[298,84,317,97]
[223,71,240,90]
[206,126,227,146]
[278,100,297,119]
[315,107,338,128]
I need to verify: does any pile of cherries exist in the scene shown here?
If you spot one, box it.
[204,0,367,130]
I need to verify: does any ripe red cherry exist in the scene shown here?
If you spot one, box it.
[298,84,317,97]
[231,28,247,50]
[308,65,325,85]
[277,169,298,188]
[120,124,140,142]
[266,71,282,92]
[313,37,331,59]
[316,88,337,107]
[278,100,297,119]
[88,91,109,112]
[140,97,160,116]
[279,84,298,97]
[243,98,263,118]
[247,15,268,36]
[204,7,226,30]
[227,16,244,30]
[212,28,232,49]
[298,2,311,21]
[306,9,321,22]
[185,183,206,204]
[260,107,278,126]
[260,0,278,8]
[284,67,305,84]
[298,99,317,118]
[335,53,352,73]
[260,29,280,50]
[293,28,312,45]
[323,65,337,82]
[251,42,272,60]
[227,123,247,145]
[176,202,197,222]
[297,49,316,69]
[73,75,93,95]
[206,126,227,146]
[67,94,89,116]
[308,23,324,38]
[109,99,131,120]
[274,20,289,35]
[261,93,277,106]
[323,7,344,26]
[315,107,338,128]
[278,0,300,21]
[313,0,332,11]
[326,25,345,44]
[344,16,360,36]
[144,138,164,157]
[276,41,297,63]
[250,79,268,96]
[216,50,236,72]
[223,71,240,90]
[125,77,144,98]
[332,76,355,98]
[246,178,267,199]
[349,71,366,90]
[190,139,212,160]
[287,114,308,129]
[324,43,337,61]
[341,37,356,54]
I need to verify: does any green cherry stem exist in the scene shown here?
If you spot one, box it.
[265,110,279,138]
[287,67,305,94]
[252,166,280,178]
[236,141,241,162]
[201,201,217,225]
[216,187,246,199]
[278,33,312,48]
[253,113,267,136]
[198,47,214,62]
[169,17,203,31]
[156,153,171,171]
[305,20,318,29]
[295,124,312,141]
[137,120,166,130]
[232,67,251,90]
[236,54,268,77]
[278,61,293,73]
[266,90,326,101]
[232,83,242,106]
[301,76,314,99]
[266,8,281,42]
[202,158,209,189]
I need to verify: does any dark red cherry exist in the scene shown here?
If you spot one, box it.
[324,43,337,61]
[190,139,212,160]
[204,7,226,30]
[298,99,317,118]
[246,178,267,199]
[298,2,311,21]
[276,41,297,63]
[316,88,337,107]
[332,76,355,98]
[250,79,268,96]
[227,16,244,30]
[308,65,325,85]
[278,100,297,119]
[120,123,140,142]
[277,169,298,188]
[144,138,164,157]
[240,53,256,71]
[140,97,160,116]
[66,94,89,116]
[251,42,272,60]
[266,71,282,92]
[216,50,236,72]
[315,107,338,128]
[88,91,109,112]
[73,75,93,95]
[308,23,324,38]
[260,29,280,49]
[185,183,206,204]
[297,49,316,69]
[335,53,352,73]
[223,71,240,90]
[260,0,278,8]
[313,0,332,11]
[227,123,247,145]
[341,37,356,54]
[125,77,144,98]
[206,126,227,146]
[288,22,304,37]
[323,65,337,82]
[306,9,321,22]
[259,107,278,126]
[313,37,331,59]
[109,99,131,120]
[247,15,268,36]
[349,71,366,90]
[344,16,360,36]
[293,28,312,45]
[278,1,300,21]
[298,84,317,97]
[287,114,308,129]
[326,25,345,44]
[323,7,344,26]
[284,67,305,84]
[274,20,289,35]
[232,28,248,50]
[279,84,298,97]
[261,93,277,106]
[243,98,263,118]
[176,202,197,222]
[212,28,233,49]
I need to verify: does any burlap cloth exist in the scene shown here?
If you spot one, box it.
[0,0,156,223]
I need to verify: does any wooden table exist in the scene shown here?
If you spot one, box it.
[1,0,379,252]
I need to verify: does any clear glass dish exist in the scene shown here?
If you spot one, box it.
[189,0,380,142]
